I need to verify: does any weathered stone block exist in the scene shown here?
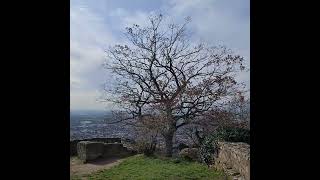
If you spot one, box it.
[77,141,104,162]
[103,143,129,157]
[214,142,250,180]
[70,138,122,156]
[70,140,80,156]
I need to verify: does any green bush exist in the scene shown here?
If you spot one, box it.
[215,127,250,144]
[199,135,218,166]
[199,127,250,166]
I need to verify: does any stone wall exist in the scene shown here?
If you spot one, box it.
[75,139,136,162]
[77,141,105,162]
[103,143,133,158]
[214,142,250,180]
[70,138,122,156]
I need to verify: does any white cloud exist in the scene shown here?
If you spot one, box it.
[165,0,250,89]
[70,90,108,110]
[70,4,118,109]
[109,8,150,29]
[168,0,212,14]
[109,8,127,17]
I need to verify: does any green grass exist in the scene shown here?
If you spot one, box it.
[81,154,226,180]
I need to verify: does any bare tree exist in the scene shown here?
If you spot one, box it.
[227,91,250,124]
[104,14,245,157]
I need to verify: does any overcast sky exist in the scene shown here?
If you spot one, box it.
[70,0,250,111]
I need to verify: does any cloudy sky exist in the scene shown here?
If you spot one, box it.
[70,0,250,111]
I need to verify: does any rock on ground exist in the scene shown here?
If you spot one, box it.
[179,148,199,161]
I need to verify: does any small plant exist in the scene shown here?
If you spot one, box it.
[135,139,157,156]
[171,157,182,164]
[132,127,158,156]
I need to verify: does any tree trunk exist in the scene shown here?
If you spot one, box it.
[164,107,175,157]
[164,132,174,157]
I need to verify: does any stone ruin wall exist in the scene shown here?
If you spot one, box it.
[215,142,250,180]
[76,141,135,162]
[70,138,122,156]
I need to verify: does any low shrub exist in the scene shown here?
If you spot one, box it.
[171,157,182,164]
[215,127,250,144]
[134,138,157,156]
[199,135,218,166]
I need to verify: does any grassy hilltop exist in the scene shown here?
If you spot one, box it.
[71,154,226,180]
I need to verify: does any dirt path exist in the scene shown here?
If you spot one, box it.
[70,156,125,178]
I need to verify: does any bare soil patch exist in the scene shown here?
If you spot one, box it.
[70,156,124,178]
